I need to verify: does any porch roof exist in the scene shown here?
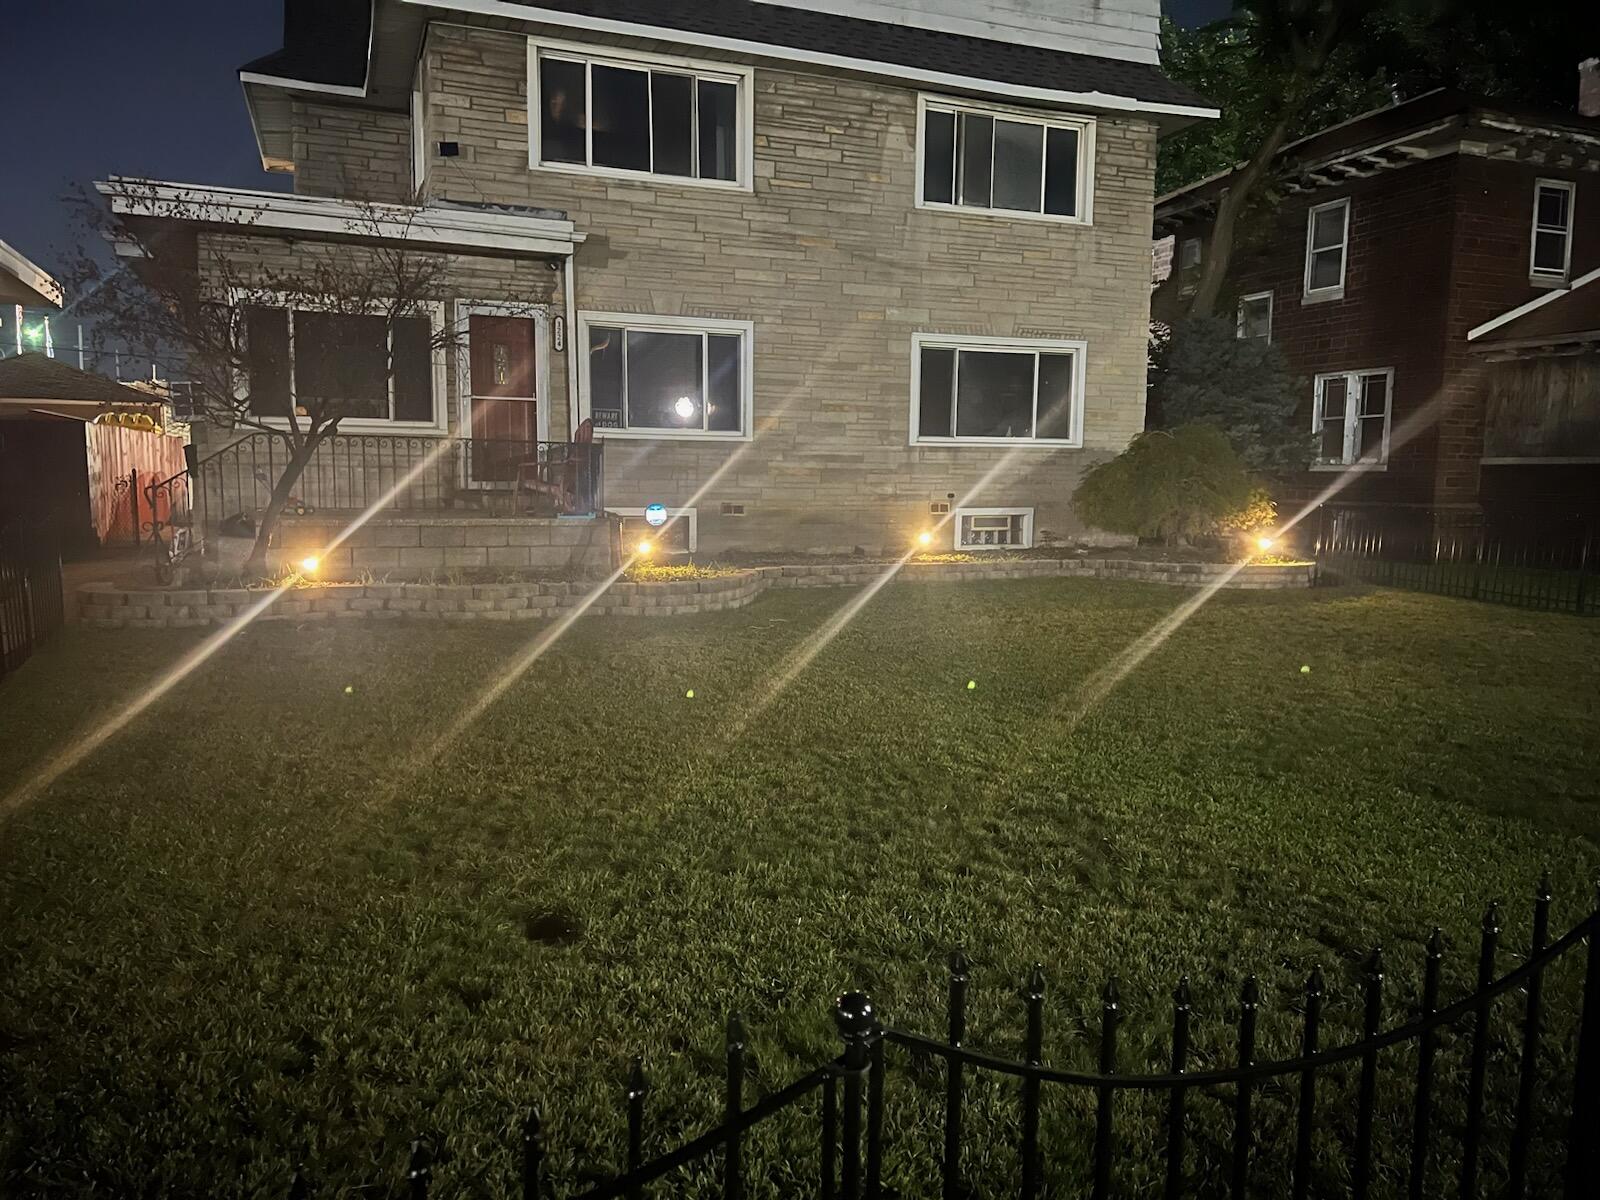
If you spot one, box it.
[0,353,161,408]
[1469,267,1600,357]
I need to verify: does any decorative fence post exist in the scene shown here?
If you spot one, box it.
[1292,966,1324,1200]
[1020,964,1046,1200]
[942,951,969,1200]
[1509,873,1551,1199]
[1163,977,1191,1200]
[1353,948,1384,1200]
[1409,930,1444,1200]
[834,992,876,1200]
[522,1109,545,1200]
[1461,902,1501,1200]
[1566,887,1600,1200]
[1092,977,1120,1200]
[726,1013,746,1200]
[627,1058,648,1200]
[406,1139,431,1200]
[1230,976,1259,1200]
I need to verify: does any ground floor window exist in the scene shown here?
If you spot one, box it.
[579,312,752,439]
[912,334,1085,445]
[243,305,437,426]
[1313,368,1392,466]
[955,507,1033,549]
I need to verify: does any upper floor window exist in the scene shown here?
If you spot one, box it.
[1237,291,1272,341]
[1313,368,1391,468]
[579,312,753,441]
[911,333,1086,446]
[529,40,750,189]
[1303,198,1349,302]
[1530,179,1575,284]
[918,96,1092,223]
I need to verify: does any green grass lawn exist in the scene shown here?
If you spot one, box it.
[1,579,1597,1198]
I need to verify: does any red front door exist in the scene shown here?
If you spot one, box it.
[466,314,538,484]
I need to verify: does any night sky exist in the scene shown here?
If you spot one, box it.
[0,0,1234,278]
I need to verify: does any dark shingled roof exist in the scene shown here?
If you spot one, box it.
[241,0,372,88]
[0,354,165,406]
[242,0,1210,111]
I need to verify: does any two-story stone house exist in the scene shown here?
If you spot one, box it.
[102,0,1210,566]
[1153,82,1600,539]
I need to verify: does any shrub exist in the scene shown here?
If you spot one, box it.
[1149,317,1309,470]
[622,562,743,583]
[1072,425,1256,544]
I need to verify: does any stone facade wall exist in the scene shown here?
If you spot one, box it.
[273,515,614,577]
[292,100,414,204]
[77,560,1316,628]
[416,23,1157,555]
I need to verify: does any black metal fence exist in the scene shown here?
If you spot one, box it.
[145,431,605,562]
[0,516,64,681]
[1315,505,1597,615]
[283,881,1598,1199]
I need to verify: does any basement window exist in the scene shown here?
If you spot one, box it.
[919,96,1092,222]
[955,507,1033,550]
[1313,368,1392,467]
[911,334,1085,446]
[532,41,748,187]
[1530,179,1575,284]
[243,305,437,427]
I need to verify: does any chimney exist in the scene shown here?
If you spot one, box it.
[1582,58,1600,118]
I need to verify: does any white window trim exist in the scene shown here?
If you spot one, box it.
[1310,367,1393,472]
[410,86,427,196]
[1302,197,1350,304]
[526,37,755,192]
[608,506,698,553]
[453,301,552,488]
[954,506,1034,551]
[1179,237,1202,271]
[1236,291,1273,341]
[1529,178,1576,286]
[914,93,1096,226]
[576,310,755,442]
[909,332,1087,448]
[229,289,449,436]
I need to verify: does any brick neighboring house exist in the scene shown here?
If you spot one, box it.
[98,0,1212,569]
[1153,83,1600,539]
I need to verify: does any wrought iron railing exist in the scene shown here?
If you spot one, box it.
[1316,504,1598,615]
[143,430,604,576]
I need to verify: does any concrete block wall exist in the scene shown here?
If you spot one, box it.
[272,516,614,577]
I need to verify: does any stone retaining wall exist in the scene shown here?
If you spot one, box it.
[274,516,613,576]
[76,560,1315,629]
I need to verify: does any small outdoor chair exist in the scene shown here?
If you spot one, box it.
[516,419,594,515]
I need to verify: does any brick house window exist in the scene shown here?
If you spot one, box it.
[1303,198,1350,302]
[1179,237,1202,271]
[1530,179,1575,284]
[244,305,438,427]
[1236,291,1272,341]
[579,312,753,440]
[911,333,1086,446]
[955,507,1033,550]
[530,41,749,188]
[1313,368,1392,467]
[918,96,1092,222]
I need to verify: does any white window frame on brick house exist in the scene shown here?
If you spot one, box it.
[1311,367,1393,470]
[953,506,1034,550]
[1236,291,1272,341]
[1302,197,1350,303]
[1529,178,1576,285]
[914,94,1095,225]
[230,288,450,436]
[576,311,755,442]
[909,332,1087,447]
[608,506,698,554]
[526,37,755,192]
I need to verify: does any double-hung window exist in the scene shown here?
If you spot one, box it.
[918,97,1092,222]
[1237,292,1272,341]
[1530,179,1575,284]
[243,304,439,429]
[580,312,753,440]
[1303,198,1350,301]
[911,334,1085,446]
[531,40,748,187]
[1313,368,1392,467]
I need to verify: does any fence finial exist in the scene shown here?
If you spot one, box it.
[1536,868,1553,902]
[1306,963,1325,999]
[726,1011,746,1053]
[949,949,970,982]
[406,1139,432,1198]
[1483,900,1503,934]
[1173,975,1192,1011]
[628,1055,649,1101]
[521,1108,544,1200]
[1025,963,1046,1001]
[1240,974,1261,1009]
[833,992,876,1044]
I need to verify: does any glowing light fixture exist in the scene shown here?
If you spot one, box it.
[673,396,696,421]
[918,531,933,547]
[1256,535,1275,552]
[24,325,43,345]
[635,539,653,556]
[299,555,320,574]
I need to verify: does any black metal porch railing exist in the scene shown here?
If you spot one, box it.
[274,879,1598,1199]
[1315,504,1598,615]
[143,431,605,567]
[0,515,64,682]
